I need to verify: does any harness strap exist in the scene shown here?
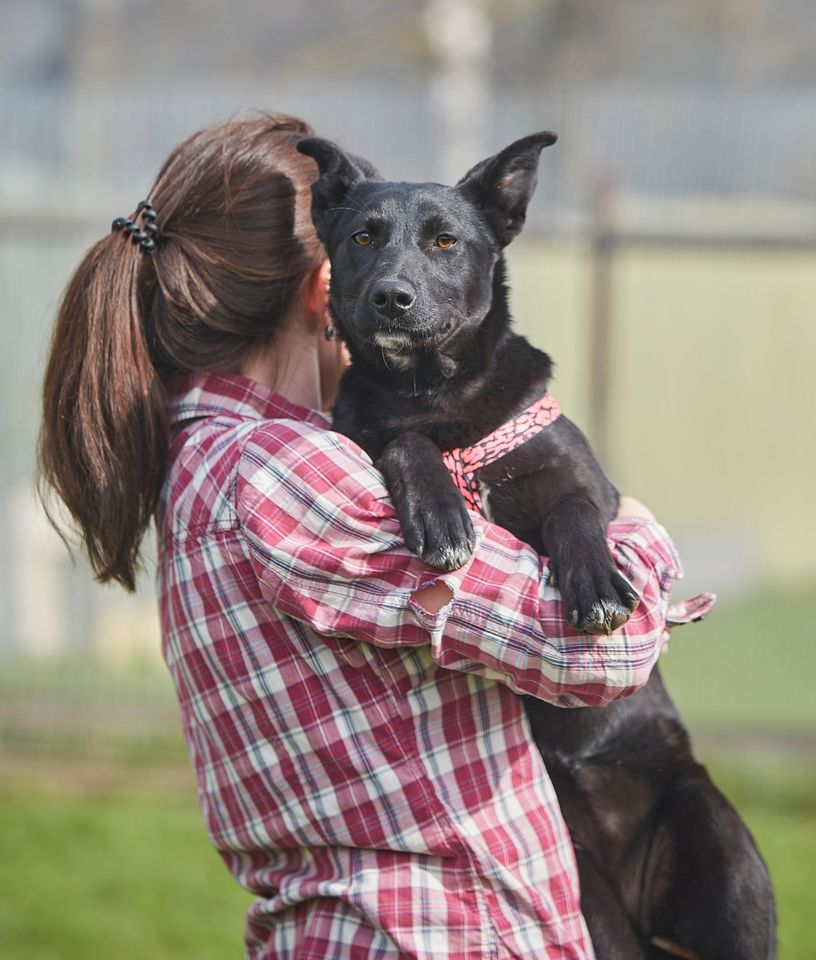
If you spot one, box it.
[441,393,561,515]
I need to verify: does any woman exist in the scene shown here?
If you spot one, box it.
[39,114,687,960]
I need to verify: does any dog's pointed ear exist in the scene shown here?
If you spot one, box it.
[456,131,557,246]
[297,138,380,229]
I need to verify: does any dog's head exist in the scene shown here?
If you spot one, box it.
[297,132,557,370]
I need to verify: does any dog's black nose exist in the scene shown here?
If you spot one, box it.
[371,280,417,319]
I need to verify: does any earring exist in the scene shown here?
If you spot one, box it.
[324,320,335,342]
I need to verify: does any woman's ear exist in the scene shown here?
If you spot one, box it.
[304,258,332,329]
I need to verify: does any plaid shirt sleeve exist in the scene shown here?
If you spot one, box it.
[235,420,682,708]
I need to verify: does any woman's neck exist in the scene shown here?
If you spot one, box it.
[241,316,326,412]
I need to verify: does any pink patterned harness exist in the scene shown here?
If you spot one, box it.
[441,393,562,515]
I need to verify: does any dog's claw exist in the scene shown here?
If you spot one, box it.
[561,566,640,636]
[421,540,474,571]
[580,600,631,636]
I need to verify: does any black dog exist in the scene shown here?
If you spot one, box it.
[298,133,776,959]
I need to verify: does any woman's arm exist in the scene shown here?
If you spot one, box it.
[412,497,656,614]
[235,421,682,708]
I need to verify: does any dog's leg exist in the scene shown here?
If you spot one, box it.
[542,494,639,634]
[377,431,476,570]
[639,769,777,960]
[575,846,655,960]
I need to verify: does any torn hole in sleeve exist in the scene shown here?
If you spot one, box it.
[411,578,455,614]
[407,525,484,632]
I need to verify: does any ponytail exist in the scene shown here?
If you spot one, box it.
[38,113,322,591]
[39,231,167,591]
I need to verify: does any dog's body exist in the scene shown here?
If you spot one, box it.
[298,134,776,959]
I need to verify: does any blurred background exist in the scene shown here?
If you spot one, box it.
[1,0,814,957]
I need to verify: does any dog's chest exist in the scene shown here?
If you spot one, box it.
[440,393,562,516]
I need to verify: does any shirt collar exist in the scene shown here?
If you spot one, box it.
[166,373,331,429]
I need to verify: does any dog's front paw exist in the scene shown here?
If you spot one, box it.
[401,489,475,571]
[563,566,640,635]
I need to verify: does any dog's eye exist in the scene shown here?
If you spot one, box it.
[435,234,457,249]
[352,230,373,246]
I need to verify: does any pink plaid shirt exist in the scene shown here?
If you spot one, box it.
[157,374,690,960]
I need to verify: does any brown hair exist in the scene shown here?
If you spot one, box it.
[38,113,322,591]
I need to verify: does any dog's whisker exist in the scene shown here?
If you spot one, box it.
[378,345,394,371]
[326,204,367,217]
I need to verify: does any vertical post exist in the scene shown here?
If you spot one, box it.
[9,485,65,658]
[424,0,492,184]
[589,177,616,465]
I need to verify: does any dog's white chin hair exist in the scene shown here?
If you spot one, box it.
[374,332,415,370]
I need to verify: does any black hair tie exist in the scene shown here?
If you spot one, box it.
[111,200,159,254]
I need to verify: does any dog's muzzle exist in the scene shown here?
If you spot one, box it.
[372,331,416,369]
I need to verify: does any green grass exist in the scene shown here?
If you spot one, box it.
[0,770,250,960]
[657,586,816,957]
[661,584,816,733]
[704,758,816,960]
[0,752,812,959]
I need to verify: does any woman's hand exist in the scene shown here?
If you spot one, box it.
[616,496,656,522]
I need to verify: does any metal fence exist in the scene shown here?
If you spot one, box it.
[2,78,816,757]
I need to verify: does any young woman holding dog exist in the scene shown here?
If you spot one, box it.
[39,114,684,960]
